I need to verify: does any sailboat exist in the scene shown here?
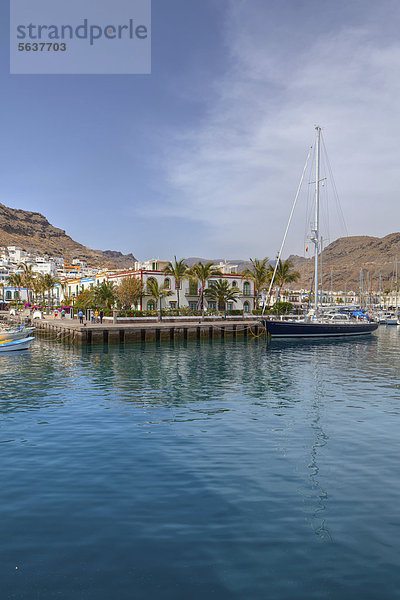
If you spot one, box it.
[385,259,399,325]
[262,126,378,338]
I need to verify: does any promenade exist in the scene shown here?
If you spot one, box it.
[27,316,264,345]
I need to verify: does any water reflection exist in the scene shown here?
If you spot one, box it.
[2,328,400,599]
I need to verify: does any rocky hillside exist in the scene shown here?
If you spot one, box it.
[289,233,400,291]
[0,202,136,269]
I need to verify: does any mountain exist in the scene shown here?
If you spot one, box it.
[289,233,400,291]
[0,202,136,269]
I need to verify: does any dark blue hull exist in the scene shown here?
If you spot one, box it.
[263,320,378,338]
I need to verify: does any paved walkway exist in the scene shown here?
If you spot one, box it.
[34,317,261,330]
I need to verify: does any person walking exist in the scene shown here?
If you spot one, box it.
[90,309,95,323]
[94,309,99,323]
[99,309,104,324]
[78,310,84,324]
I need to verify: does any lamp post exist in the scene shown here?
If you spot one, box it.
[159,293,162,321]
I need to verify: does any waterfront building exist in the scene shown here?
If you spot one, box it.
[64,260,256,313]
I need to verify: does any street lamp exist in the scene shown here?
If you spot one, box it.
[159,293,163,321]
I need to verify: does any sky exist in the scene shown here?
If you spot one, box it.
[1,0,400,261]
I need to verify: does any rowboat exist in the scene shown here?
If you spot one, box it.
[0,326,35,342]
[0,336,35,352]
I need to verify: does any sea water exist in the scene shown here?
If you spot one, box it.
[1,328,400,599]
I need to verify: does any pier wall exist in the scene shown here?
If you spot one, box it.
[30,318,263,346]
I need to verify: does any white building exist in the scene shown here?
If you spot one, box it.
[64,260,255,313]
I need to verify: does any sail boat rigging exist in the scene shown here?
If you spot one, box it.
[263,126,378,338]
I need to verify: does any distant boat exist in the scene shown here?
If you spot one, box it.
[262,127,378,338]
[0,336,35,352]
[385,314,399,326]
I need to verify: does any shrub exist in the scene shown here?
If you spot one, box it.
[272,302,293,314]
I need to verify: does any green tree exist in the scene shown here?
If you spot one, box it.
[163,257,188,309]
[17,263,36,304]
[204,279,241,317]
[269,259,300,299]
[42,274,59,308]
[146,278,173,309]
[31,274,45,305]
[76,288,95,309]
[116,277,145,309]
[242,257,270,309]
[272,301,293,314]
[60,281,73,306]
[6,272,24,307]
[188,261,222,317]
[94,281,117,310]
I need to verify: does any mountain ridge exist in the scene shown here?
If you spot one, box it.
[289,232,400,290]
[0,202,136,269]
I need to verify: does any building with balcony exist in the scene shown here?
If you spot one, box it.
[63,260,256,312]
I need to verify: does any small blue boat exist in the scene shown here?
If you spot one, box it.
[0,336,35,352]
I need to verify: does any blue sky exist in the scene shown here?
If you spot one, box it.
[2,0,400,261]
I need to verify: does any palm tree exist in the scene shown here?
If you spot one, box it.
[188,261,222,317]
[146,278,173,309]
[163,257,188,309]
[95,281,117,310]
[18,263,36,304]
[269,259,300,300]
[60,281,72,306]
[242,257,270,310]
[204,279,241,317]
[6,272,24,306]
[42,274,59,308]
[31,275,45,305]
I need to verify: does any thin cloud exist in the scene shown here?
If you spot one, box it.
[157,0,400,258]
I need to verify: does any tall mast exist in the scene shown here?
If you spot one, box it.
[313,126,321,310]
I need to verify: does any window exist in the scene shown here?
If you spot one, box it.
[169,301,177,309]
[14,291,19,299]
[208,301,216,310]
[189,302,197,311]
[175,280,181,290]
[232,281,237,287]
[152,262,157,271]
[227,303,233,312]
[5,291,11,300]
[189,281,198,295]
[243,282,251,296]
[147,300,155,311]
[164,278,170,289]
[243,301,250,313]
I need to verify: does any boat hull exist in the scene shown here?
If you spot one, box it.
[0,336,35,352]
[0,327,35,342]
[263,320,378,338]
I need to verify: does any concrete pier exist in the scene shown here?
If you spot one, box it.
[28,317,264,345]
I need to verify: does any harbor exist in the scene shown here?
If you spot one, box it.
[3,0,400,596]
